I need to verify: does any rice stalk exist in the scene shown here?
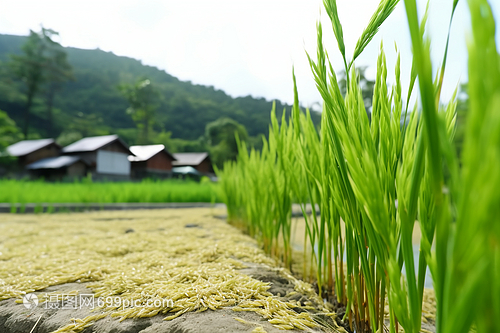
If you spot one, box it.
[218,0,500,332]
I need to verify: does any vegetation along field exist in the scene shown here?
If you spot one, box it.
[217,0,500,332]
[0,179,219,205]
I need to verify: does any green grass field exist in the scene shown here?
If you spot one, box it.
[0,179,220,204]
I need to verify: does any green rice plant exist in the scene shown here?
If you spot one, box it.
[34,204,42,214]
[0,179,219,205]
[401,0,499,332]
[323,0,399,85]
[306,0,463,331]
[218,0,500,332]
[292,93,330,290]
[307,1,422,330]
[442,3,493,333]
[215,162,239,222]
[218,0,428,330]
[219,110,296,265]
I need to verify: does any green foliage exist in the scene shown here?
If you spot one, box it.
[119,78,160,144]
[6,28,72,138]
[55,130,83,147]
[66,112,108,137]
[0,35,318,146]
[168,137,208,154]
[43,39,73,137]
[205,117,248,168]
[0,179,219,204]
[0,109,21,151]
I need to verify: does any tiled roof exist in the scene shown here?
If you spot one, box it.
[26,156,85,169]
[172,152,209,166]
[6,139,57,157]
[63,135,127,153]
[128,145,174,162]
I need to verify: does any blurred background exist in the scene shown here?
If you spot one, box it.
[0,0,498,180]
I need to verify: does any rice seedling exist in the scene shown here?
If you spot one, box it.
[403,0,500,332]
[0,179,219,206]
[218,0,499,331]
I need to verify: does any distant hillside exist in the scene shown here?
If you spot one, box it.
[0,34,320,146]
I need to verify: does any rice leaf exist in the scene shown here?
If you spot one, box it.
[350,0,400,69]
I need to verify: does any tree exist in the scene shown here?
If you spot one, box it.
[8,27,72,138]
[67,112,107,137]
[0,109,22,151]
[205,117,248,167]
[119,78,160,144]
[43,42,73,137]
[0,110,21,171]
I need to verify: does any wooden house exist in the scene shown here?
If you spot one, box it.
[6,139,61,169]
[128,144,176,179]
[26,156,89,180]
[172,152,214,175]
[62,135,133,180]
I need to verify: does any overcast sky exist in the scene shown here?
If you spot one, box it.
[0,0,499,108]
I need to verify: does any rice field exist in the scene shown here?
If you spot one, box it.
[0,179,220,205]
[217,0,500,332]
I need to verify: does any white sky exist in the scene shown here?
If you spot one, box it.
[0,0,499,108]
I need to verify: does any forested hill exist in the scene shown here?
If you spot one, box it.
[0,33,319,148]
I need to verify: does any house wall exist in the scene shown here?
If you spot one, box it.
[89,171,131,181]
[96,150,130,176]
[76,152,97,168]
[64,141,130,176]
[29,162,87,181]
[102,141,130,154]
[130,161,147,179]
[131,153,174,180]
[131,161,147,171]
[64,141,129,169]
[146,152,174,171]
[67,162,87,177]
[195,158,213,174]
[19,144,60,167]
[96,141,131,177]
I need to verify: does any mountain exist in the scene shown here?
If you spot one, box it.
[0,33,320,147]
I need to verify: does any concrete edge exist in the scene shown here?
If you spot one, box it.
[0,202,225,213]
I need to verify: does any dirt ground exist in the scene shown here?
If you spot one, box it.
[0,208,337,333]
